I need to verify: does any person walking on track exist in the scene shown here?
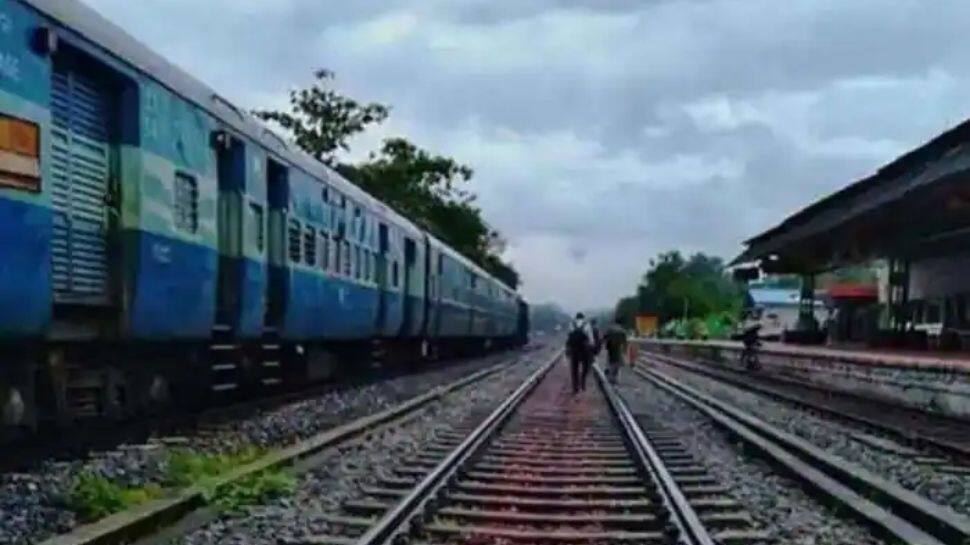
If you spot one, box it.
[603,317,629,385]
[566,313,593,393]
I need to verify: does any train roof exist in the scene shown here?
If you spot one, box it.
[25,0,423,238]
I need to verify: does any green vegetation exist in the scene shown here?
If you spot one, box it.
[615,251,743,339]
[67,447,295,521]
[163,447,263,488]
[208,469,296,515]
[68,473,163,522]
[165,448,294,513]
[255,69,519,288]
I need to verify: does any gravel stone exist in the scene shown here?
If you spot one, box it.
[655,361,970,519]
[179,355,547,545]
[617,369,885,545]
[0,348,547,545]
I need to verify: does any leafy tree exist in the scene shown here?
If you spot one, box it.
[254,69,389,166]
[258,70,519,288]
[616,250,743,337]
[613,295,639,328]
[341,139,519,287]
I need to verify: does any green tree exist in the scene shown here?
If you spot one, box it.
[341,139,519,288]
[613,295,639,329]
[619,250,742,337]
[254,69,389,166]
[258,70,519,288]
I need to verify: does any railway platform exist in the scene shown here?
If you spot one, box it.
[638,338,970,421]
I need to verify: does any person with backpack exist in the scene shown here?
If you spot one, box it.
[603,317,629,385]
[566,313,593,393]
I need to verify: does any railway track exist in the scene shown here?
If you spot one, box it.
[644,349,970,467]
[27,349,553,545]
[288,354,763,545]
[634,357,970,545]
[0,350,529,475]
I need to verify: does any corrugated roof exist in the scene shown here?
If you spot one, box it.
[737,115,970,266]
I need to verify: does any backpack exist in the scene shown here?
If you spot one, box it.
[567,326,589,353]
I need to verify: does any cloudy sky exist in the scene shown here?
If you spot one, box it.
[84,0,970,310]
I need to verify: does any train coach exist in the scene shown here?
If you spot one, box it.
[0,0,527,434]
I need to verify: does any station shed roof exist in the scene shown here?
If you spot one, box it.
[734,117,970,273]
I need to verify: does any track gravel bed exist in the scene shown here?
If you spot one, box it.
[178,354,548,545]
[0,349,535,545]
[653,360,970,519]
[616,365,885,545]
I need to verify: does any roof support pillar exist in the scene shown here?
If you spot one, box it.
[796,274,818,332]
[887,258,910,331]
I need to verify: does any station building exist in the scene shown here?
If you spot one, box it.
[734,119,970,352]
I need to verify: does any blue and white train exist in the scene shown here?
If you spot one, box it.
[0,0,528,432]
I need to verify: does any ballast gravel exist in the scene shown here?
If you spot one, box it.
[655,360,970,519]
[0,348,543,545]
[179,354,547,545]
[617,367,886,545]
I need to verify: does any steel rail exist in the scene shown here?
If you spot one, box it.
[36,351,535,545]
[593,364,716,545]
[354,350,562,545]
[635,364,970,545]
[645,348,970,461]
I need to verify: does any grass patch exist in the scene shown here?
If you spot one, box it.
[68,473,164,522]
[208,469,297,514]
[163,447,263,488]
[165,447,295,513]
[68,447,295,521]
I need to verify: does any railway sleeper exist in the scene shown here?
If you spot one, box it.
[434,506,661,530]
[452,480,650,497]
[443,492,657,511]
[420,523,669,544]
[462,470,641,485]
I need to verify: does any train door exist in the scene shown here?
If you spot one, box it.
[420,239,433,338]
[213,133,244,327]
[265,159,289,329]
[399,237,417,336]
[49,55,118,306]
[375,223,389,334]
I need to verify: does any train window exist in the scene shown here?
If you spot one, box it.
[362,249,370,281]
[342,241,351,277]
[392,260,400,289]
[304,226,316,266]
[370,253,377,283]
[320,234,329,270]
[173,172,199,233]
[0,115,40,192]
[287,219,301,263]
[249,203,264,252]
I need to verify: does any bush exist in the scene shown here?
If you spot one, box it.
[68,473,163,521]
